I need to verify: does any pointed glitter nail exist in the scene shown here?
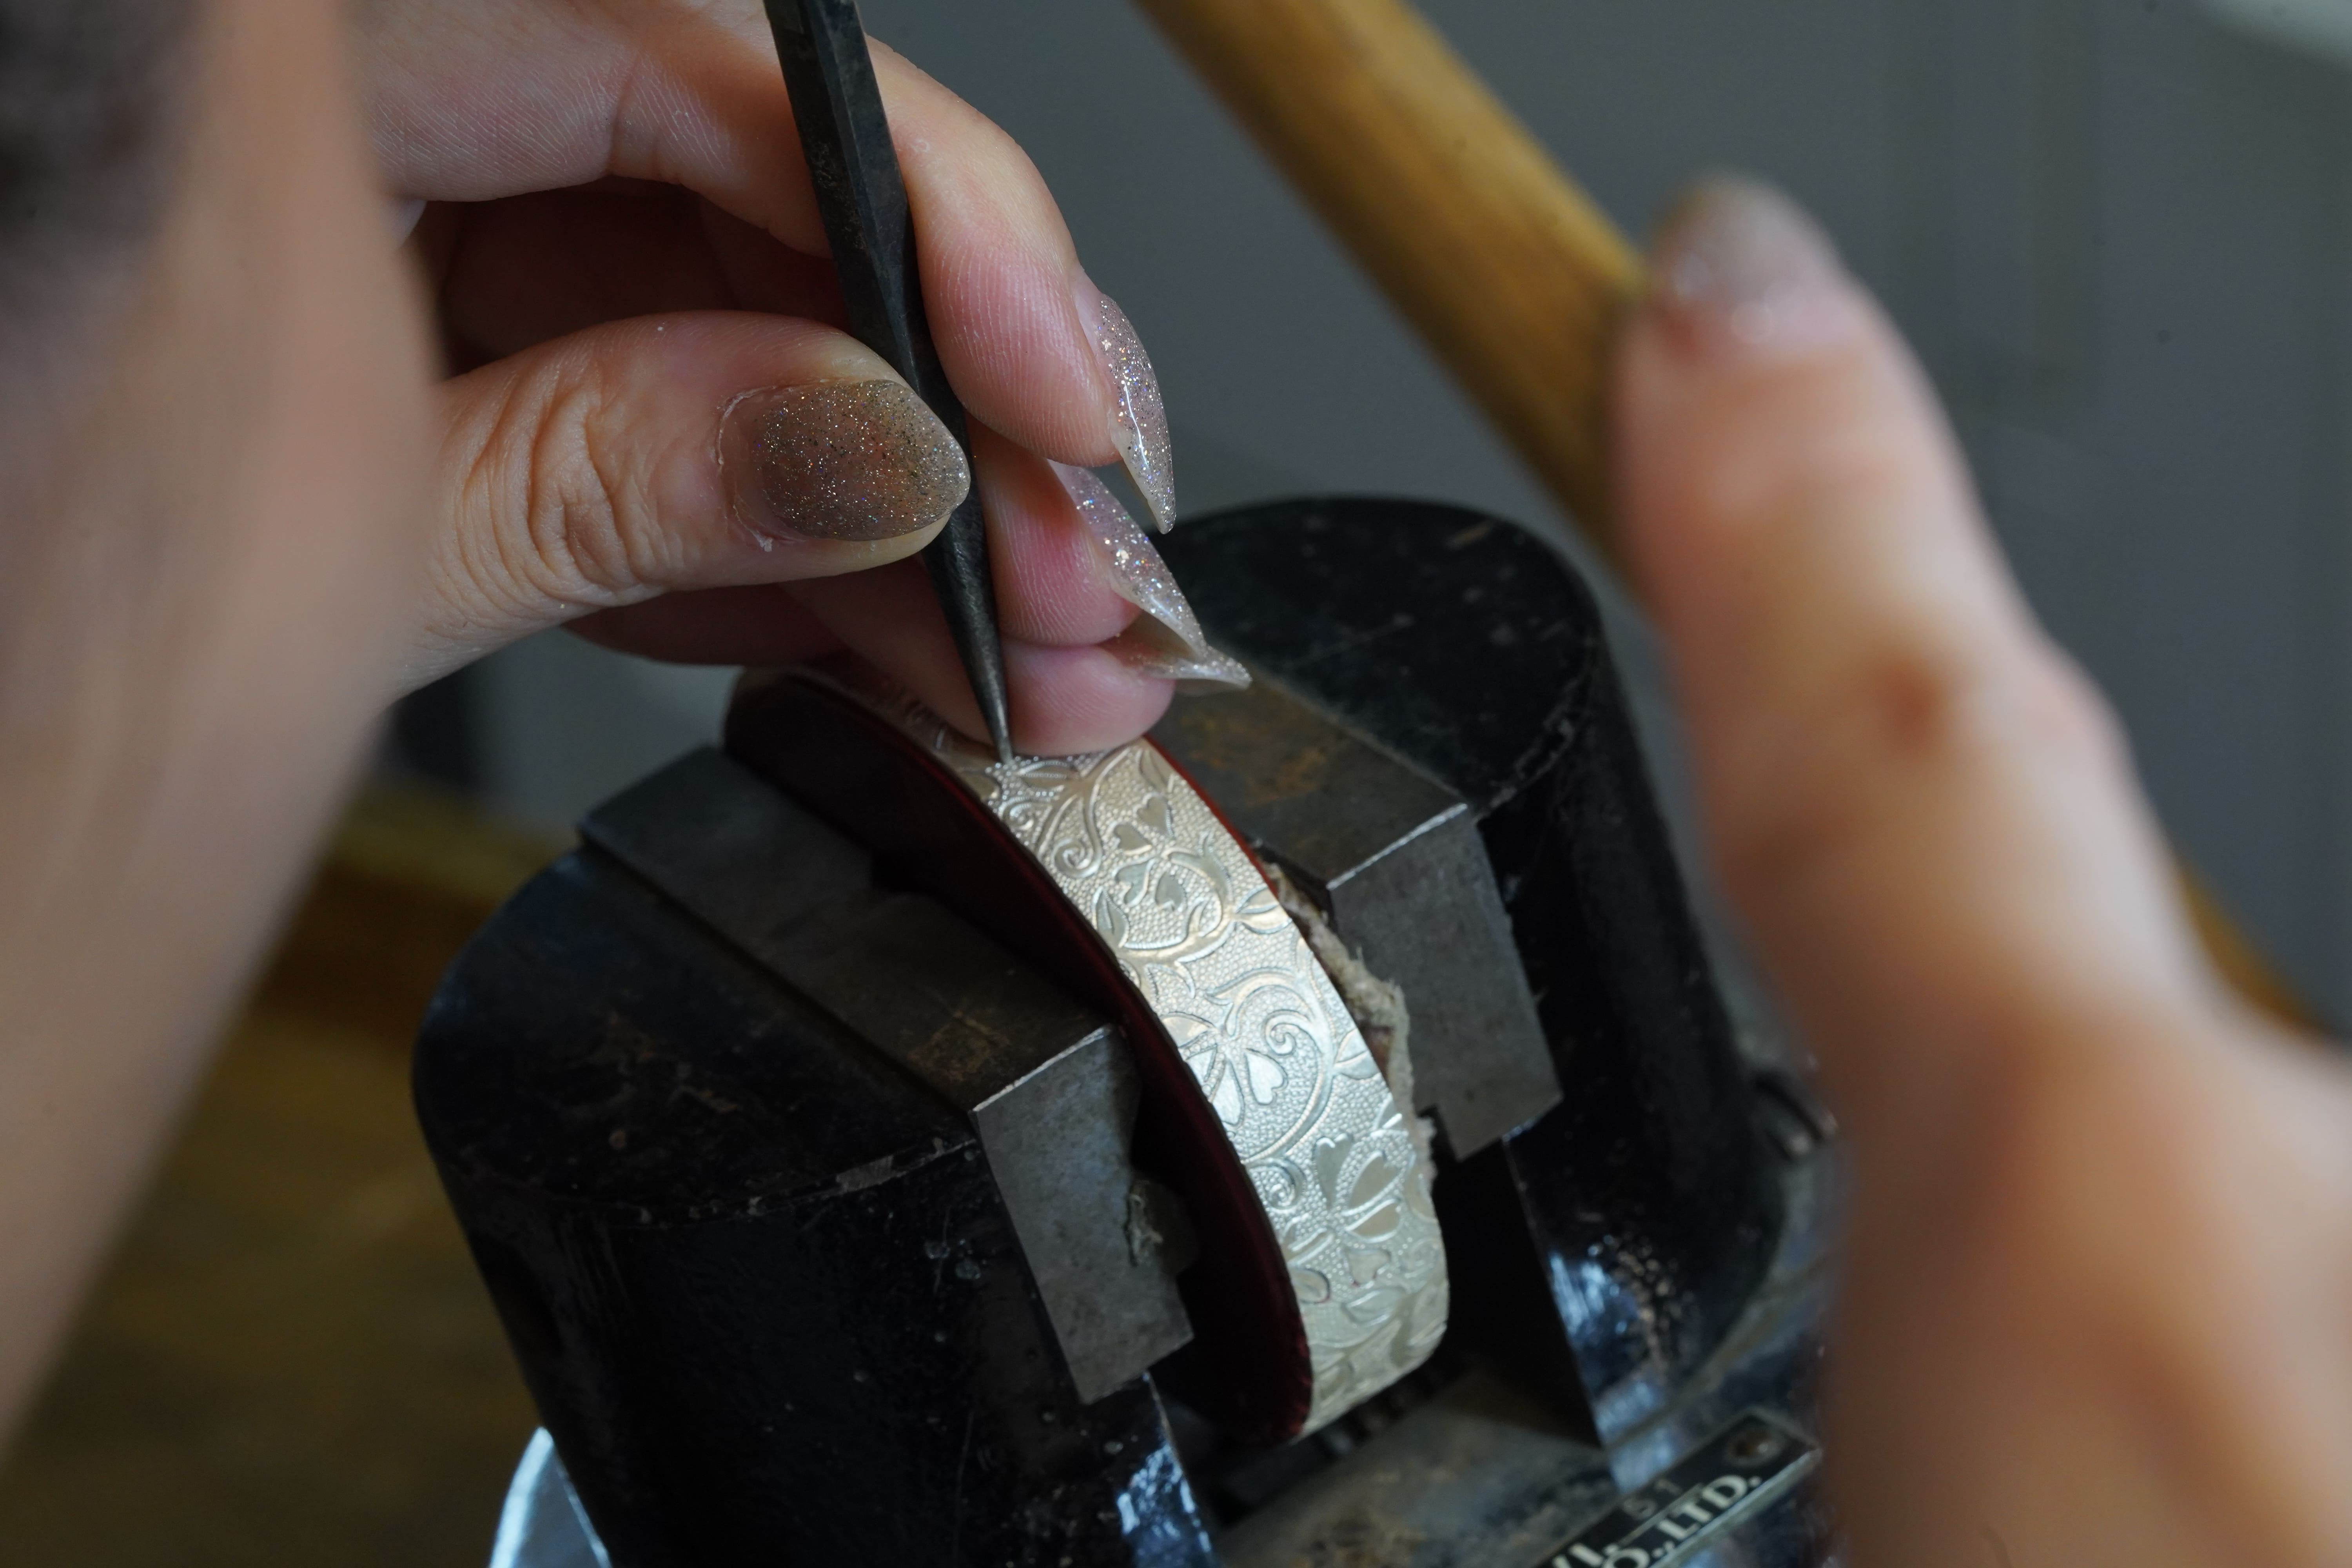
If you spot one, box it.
[1055,463,1248,692]
[1079,284,1178,533]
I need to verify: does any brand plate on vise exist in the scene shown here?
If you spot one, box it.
[1535,1410,1818,1568]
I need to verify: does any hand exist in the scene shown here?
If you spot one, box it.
[364,0,1225,753]
[1619,181,2352,1566]
[0,0,1216,1443]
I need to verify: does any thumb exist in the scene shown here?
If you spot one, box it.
[1617,180,2219,1129]
[404,311,968,688]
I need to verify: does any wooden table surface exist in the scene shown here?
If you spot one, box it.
[0,788,561,1568]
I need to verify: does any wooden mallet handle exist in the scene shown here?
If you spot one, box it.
[1134,0,2319,1029]
[1133,0,1641,558]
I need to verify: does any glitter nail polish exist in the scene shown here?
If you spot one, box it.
[1078,285,1178,533]
[720,379,970,543]
[1056,463,1248,691]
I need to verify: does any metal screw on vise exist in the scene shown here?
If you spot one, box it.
[1728,1425,1787,1465]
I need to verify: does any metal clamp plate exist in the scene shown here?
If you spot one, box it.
[1537,1412,1819,1568]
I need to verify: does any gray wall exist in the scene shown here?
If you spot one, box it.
[466,0,2352,1022]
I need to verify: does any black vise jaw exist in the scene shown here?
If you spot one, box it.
[416,748,1215,1567]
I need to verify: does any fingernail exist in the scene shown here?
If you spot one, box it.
[1652,179,1860,359]
[388,197,426,245]
[719,379,970,543]
[1076,281,1178,532]
[1055,463,1248,691]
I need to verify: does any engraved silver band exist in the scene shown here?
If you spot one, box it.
[814,664,1449,1433]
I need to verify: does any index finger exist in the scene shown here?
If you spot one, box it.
[365,0,1125,469]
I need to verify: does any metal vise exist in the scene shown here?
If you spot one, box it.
[415,499,1838,1567]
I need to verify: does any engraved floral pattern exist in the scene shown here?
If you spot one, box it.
[813,663,1448,1432]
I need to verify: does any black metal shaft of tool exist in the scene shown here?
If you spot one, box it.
[765,0,1015,762]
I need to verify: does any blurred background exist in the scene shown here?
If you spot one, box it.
[12,0,2352,1563]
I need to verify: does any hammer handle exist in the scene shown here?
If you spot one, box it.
[1134,0,2321,1031]
[1132,0,1641,559]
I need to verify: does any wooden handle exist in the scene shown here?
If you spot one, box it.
[1132,0,1640,557]
[1137,0,2324,1033]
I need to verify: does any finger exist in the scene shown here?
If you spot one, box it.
[366,2,1126,469]
[789,560,1175,755]
[432,188,755,361]
[431,191,850,367]
[566,425,1145,662]
[1617,181,2220,1117]
[409,310,966,688]
[971,424,1138,648]
[570,584,841,666]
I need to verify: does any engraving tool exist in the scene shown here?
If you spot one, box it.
[762,0,1017,763]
